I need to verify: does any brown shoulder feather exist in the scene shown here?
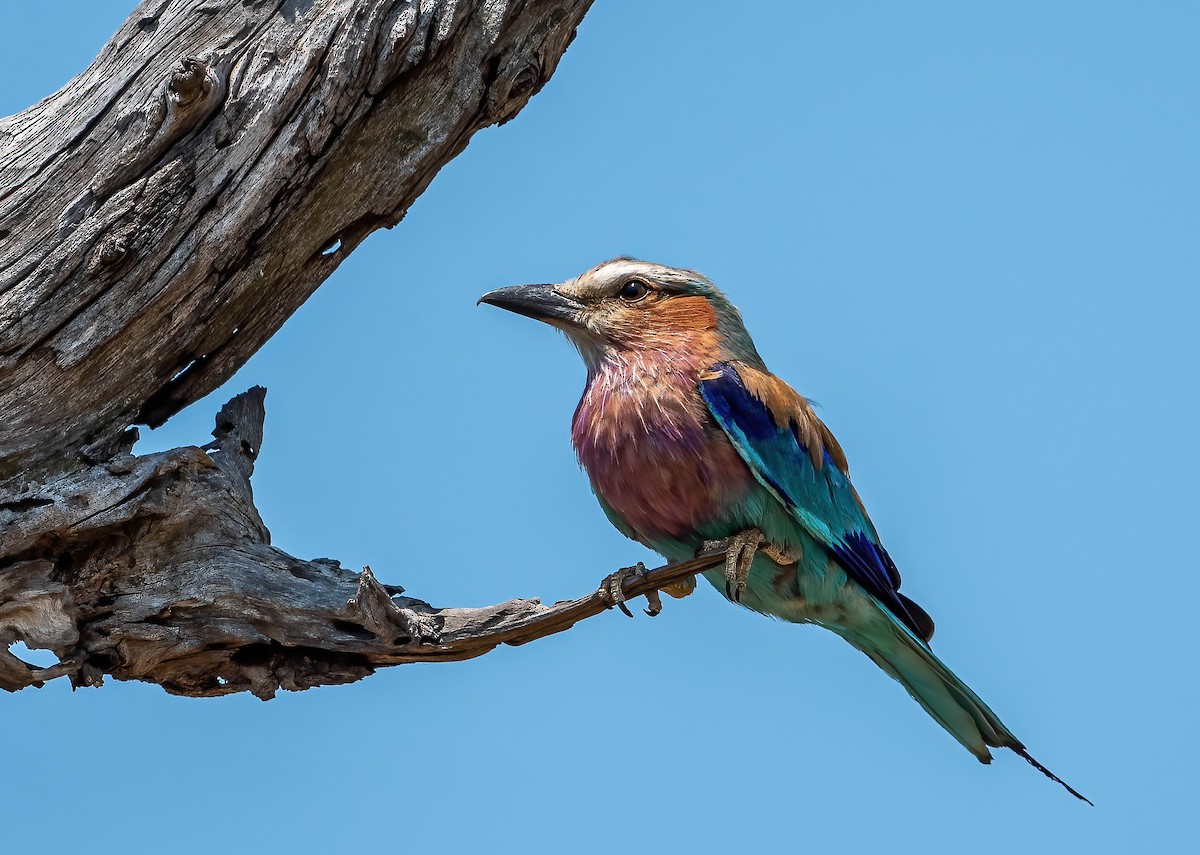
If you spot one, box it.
[735,364,849,473]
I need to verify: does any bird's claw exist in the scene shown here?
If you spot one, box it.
[597,562,660,617]
[702,529,765,603]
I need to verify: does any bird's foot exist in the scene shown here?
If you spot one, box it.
[700,528,765,603]
[597,562,663,617]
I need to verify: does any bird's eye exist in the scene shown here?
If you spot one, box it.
[618,280,650,301]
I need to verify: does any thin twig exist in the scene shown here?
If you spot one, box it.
[442,553,727,651]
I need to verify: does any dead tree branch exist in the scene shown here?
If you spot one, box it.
[1,388,720,697]
[0,0,592,481]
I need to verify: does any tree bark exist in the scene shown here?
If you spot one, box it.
[0,0,591,478]
[0,0,730,699]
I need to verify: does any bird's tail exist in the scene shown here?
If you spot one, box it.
[838,611,1092,805]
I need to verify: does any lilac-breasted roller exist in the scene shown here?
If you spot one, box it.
[480,257,1088,803]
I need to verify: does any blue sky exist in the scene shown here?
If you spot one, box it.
[3,2,1197,852]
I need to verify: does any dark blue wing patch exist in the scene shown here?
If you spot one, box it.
[830,534,933,642]
[701,369,797,503]
[702,369,778,441]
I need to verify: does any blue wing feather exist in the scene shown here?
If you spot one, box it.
[700,363,933,642]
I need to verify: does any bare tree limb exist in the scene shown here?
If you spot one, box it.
[0,0,592,481]
[1,388,720,698]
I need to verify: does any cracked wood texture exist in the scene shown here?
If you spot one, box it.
[0,0,592,480]
[0,0,728,699]
[0,387,722,697]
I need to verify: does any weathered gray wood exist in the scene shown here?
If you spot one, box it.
[0,0,592,481]
[0,0,738,699]
[0,388,720,697]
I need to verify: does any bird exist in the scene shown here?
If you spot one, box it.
[479,257,1089,804]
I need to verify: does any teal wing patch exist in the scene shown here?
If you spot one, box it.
[700,363,933,642]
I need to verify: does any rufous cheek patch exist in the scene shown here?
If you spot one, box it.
[653,295,719,333]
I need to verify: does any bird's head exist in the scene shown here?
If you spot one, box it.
[479,258,764,372]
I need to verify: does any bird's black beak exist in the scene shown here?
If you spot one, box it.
[478,284,584,327]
